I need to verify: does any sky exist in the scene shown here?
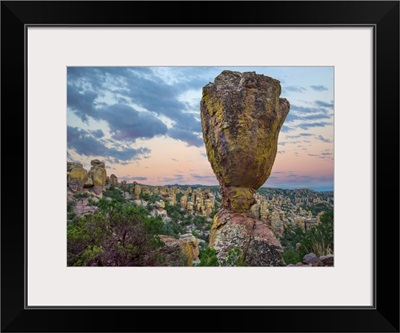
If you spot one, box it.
[67,67,334,191]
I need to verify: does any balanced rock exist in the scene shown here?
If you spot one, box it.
[200,71,289,266]
[200,70,290,212]
[67,162,87,193]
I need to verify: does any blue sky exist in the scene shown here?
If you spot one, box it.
[67,66,334,191]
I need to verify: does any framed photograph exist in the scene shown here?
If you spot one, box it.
[2,1,399,332]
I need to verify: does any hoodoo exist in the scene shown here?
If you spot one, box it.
[200,70,290,265]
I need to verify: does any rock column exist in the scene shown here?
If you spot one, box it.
[200,70,290,266]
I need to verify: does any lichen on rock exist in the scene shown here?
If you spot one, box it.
[200,70,290,266]
[84,159,107,195]
[67,162,88,193]
[201,70,290,213]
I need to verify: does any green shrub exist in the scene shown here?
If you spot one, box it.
[283,249,301,264]
[67,199,165,266]
[73,192,90,199]
[280,224,305,251]
[141,193,157,203]
[196,247,219,266]
[160,219,184,239]
[280,211,334,259]
[103,186,125,203]
[223,247,245,266]
[299,221,333,257]
[300,202,332,216]
[196,247,245,266]
[320,209,334,223]
[176,192,183,205]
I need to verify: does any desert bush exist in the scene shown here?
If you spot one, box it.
[196,247,245,266]
[103,185,125,203]
[73,192,90,199]
[196,247,219,266]
[280,210,333,259]
[299,220,333,257]
[67,199,165,266]
[283,249,301,264]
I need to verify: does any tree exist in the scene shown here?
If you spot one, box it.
[67,199,165,266]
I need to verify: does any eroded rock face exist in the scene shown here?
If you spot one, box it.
[158,235,194,266]
[200,70,290,212]
[85,159,107,195]
[67,162,88,193]
[180,234,200,261]
[201,71,290,266]
[210,210,285,266]
[73,198,98,216]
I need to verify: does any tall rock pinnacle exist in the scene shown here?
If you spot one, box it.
[200,70,290,265]
[201,70,290,212]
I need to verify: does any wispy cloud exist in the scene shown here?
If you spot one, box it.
[284,86,306,93]
[67,126,150,162]
[315,100,334,108]
[298,122,331,130]
[317,135,332,143]
[286,133,315,139]
[68,67,204,147]
[310,85,328,91]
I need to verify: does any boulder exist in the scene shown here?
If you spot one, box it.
[158,235,194,266]
[209,209,285,266]
[142,186,151,195]
[109,174,118,185]
[155,200,165,210]
[67,161,83,172]
[67,162,88,193]
[180,234,200,260]
[73,198,98,216]
[303,253,321,266]
[320,254,334,266]
[84,159,107,195]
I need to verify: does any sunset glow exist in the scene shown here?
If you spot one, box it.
[67,67,334,191]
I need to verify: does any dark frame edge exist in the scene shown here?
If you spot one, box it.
[1,1,399,332]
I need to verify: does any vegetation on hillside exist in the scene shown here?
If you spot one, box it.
[280,209,334,263]
[67,184,334,266]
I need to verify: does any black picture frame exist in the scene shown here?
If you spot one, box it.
[1,1,399,332]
